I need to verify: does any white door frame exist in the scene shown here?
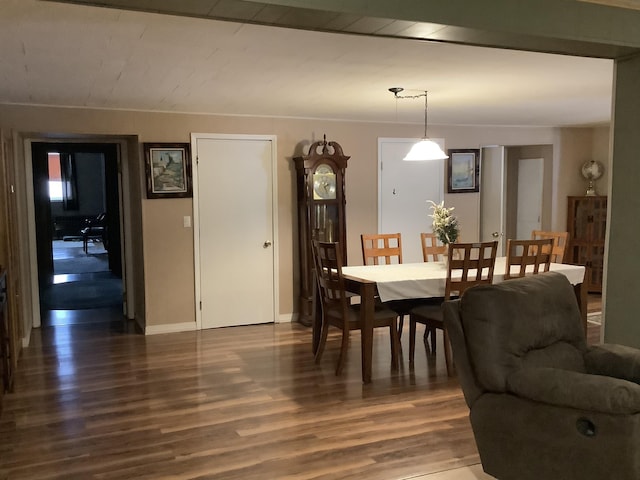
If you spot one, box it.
[191,133,279,330]
[480,145,507,254]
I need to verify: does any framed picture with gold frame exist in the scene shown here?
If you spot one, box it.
[144,143,192,198]
[447,149,480,193]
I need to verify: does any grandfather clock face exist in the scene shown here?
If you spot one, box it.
[312,163,336,200]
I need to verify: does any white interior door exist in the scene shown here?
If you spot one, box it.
[480,146,506,255]
[193,134,277,329]
[379,138,445,263]
[516,157,544,239]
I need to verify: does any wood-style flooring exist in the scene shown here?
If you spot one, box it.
[0,298,602,480]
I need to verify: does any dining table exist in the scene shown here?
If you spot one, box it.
[325,258,587,384]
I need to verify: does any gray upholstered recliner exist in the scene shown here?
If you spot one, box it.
[443,271,640,480]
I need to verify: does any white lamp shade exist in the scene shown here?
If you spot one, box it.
[403,139,449,161]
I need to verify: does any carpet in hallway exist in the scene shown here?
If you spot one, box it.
[54,254,109,275]
[41,278,122,310]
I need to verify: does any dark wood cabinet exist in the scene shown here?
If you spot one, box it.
[294,139,349,326]
[567,195,607,292]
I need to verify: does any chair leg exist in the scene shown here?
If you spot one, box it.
[443,327,454,377]
[423,327,437,352]
[397,315,404,338]
[314,319,330,364]
[335,326,350,376]
[409,317,417,365]
[430,327,437,353]
[423,327,438,355]
[389,321,400,370]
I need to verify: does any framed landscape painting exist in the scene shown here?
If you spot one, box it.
[144,143,192,198]
[447,149,480,193]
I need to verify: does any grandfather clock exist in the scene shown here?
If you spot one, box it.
[294,137,349,326]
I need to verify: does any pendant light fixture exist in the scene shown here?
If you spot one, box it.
[389,87,448,161]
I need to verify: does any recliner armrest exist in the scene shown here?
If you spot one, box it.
[506,367,640,415]
[443,300,484,408]
[585,344,640,384]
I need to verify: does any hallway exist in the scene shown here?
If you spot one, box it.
[39,240,124,327]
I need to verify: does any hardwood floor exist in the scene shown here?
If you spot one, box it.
[587,292,602,314]
[0,302,602,480]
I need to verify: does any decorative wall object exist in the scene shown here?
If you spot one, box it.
[447,149,480,193]
[144,143,192,198]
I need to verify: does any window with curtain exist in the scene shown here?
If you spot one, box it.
[47,151,78,210]
[47,152,63,201]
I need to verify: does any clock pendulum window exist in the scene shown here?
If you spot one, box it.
[293,137,349,326]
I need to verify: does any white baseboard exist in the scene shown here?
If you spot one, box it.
[144,313,296,334]
[278,312,295,323]
[145,321,197,335]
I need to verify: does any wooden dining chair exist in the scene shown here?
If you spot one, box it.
[360,232,412,338]
[312,240,400,375]
[505,238,553,280]
[361,233,402,265]
[419,232,448,351]
[409,241,498,376]
[420,232,447,262]
[531,230,569,263]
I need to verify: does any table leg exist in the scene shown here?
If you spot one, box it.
[360,282,375,384]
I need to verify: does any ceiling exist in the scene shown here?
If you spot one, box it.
[0,0,618,127]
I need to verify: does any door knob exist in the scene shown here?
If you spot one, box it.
[263,241,272,248]
[492,232,500,238]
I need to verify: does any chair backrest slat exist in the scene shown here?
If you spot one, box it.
[312,240,351,320]
[420,232,447,262]
[446,241,498,299]
[531,230,569,264]
[505,238,553,279]
[361,233,402,265]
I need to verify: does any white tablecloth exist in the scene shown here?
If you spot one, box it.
[342,258,585,303]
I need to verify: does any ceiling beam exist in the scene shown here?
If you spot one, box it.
[42,0,640,58]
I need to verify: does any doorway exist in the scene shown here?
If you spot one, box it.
[516,157,544,238]
[31,142,124,326]
[480,145,552,255]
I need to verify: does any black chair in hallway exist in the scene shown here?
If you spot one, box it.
[81,212,107,254]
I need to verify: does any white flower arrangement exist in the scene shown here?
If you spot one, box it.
[429,200,460,245]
